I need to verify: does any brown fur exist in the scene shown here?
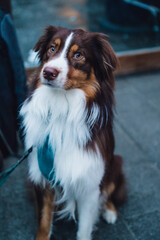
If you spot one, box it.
[106,201,117,215]
[64,68,100,100]
[54,38,61,46]
[105,182,115,197]
[34,186,54,240]
[69,44,79,54]
[102,155,126,207]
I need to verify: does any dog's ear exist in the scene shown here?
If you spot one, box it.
[34,26,58,61]
[92,33,117,88]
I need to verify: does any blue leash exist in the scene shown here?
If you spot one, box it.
[0,136,56,187]
[0,147,33,187]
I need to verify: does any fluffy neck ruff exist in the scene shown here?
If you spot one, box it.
[22,85,104,149]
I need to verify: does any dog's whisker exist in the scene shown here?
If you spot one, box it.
[104,60,114,69]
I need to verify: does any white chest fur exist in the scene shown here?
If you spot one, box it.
[20,86,104,202]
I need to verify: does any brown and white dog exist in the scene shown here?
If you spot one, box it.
[20,26,126,240]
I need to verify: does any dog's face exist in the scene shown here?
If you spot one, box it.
[34,26,117,99]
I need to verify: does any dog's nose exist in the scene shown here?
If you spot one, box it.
[43,67,59,81]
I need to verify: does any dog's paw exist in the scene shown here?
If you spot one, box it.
[102,209,117,224]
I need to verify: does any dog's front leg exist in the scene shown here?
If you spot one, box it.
[34,185,54,240]
[77,188,100,240]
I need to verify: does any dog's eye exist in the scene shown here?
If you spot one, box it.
[50,46,55,52]
[49,45,57,54]
[74,52,81,58]
[73,52,83,61]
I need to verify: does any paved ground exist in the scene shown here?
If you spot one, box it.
[0,71,160,240]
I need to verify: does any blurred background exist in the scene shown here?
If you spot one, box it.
[12,0,160,67]
[0,1,160,240]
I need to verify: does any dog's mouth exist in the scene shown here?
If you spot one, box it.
[43,81,58,89]
[41,76,65,90]
[43,81,59,88]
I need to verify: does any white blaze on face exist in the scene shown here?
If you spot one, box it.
[41,32,73,88]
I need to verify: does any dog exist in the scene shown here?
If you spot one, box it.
[20,26,126,240]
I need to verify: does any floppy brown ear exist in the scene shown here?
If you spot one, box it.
[92,33,118,88]
[97,33,117,71]
[34,26,58,61]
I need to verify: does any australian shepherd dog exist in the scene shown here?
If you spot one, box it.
[20,26,126,240]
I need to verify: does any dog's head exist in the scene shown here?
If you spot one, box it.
[34,26,117,100]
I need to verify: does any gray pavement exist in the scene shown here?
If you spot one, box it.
[0,71,160,240]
